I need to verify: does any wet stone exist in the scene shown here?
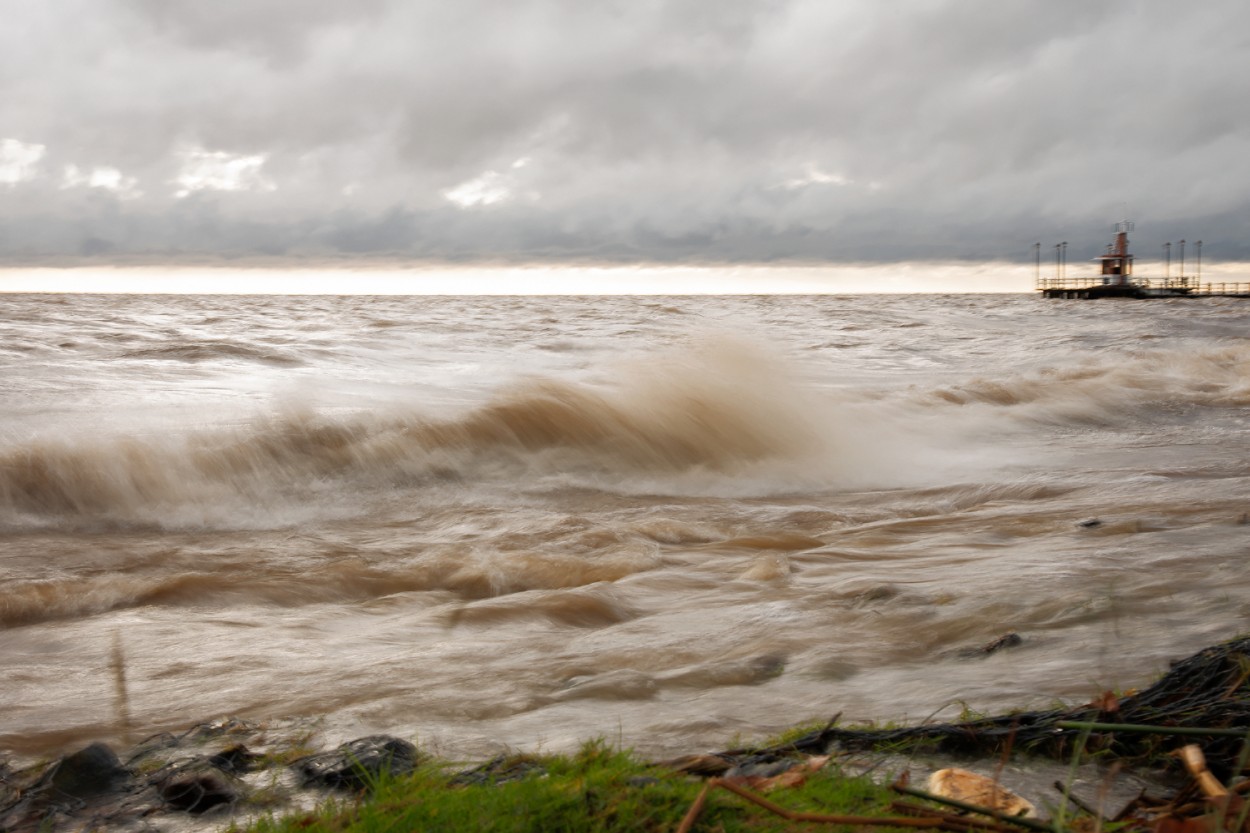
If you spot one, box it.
[208,743,262,774]
[159,767,240,814]
[295,735,419,790]
[724,758,795,779]
[448,754,546,787]
[1,725,428,832]
[1,744,133,833]
[45,742,129,800]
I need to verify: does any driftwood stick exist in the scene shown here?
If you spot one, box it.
[674,781,711,833]
[676,775,1036,832]
[1056,721,1250,739]
[1052,780,1103,819]
[714,777,948,827]
[892,799,1026,833]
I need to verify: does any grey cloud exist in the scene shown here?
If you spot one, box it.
[3,0,1250,265]
[122,0,391,66]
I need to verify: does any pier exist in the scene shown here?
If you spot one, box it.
[1036,222,1250,299]
[1037,277,1250,299]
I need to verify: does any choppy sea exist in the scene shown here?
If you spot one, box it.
[4,291,1250,760]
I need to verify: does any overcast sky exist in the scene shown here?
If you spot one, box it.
[3,0,1249,267]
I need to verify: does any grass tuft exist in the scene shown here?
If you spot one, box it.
[236,739,910,833]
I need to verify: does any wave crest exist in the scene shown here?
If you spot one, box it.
[0,339,836,528]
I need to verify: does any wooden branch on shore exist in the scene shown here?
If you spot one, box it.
[1051,780,1103,820]
[1055,721,1250,739]
[675,776,1004,833]
[892,800,1040,833]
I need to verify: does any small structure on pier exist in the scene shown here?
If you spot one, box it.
[1096,220,1134,285]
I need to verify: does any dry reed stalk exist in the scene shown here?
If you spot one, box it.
[110,630,132,745]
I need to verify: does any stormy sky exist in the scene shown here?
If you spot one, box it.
[3,0,1249,266]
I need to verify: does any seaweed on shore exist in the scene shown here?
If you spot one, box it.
[756,635,1250,775]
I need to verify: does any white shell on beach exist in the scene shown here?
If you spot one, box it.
[926,768,1037,818]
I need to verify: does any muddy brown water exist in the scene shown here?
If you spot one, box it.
[3,292,1250,765]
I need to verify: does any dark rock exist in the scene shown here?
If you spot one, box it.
[45,743,129,800]
[1,744,131,832]
[294,735,418,790]
[208,744,262,774]
[449,754,546,786]
[1077,518,1103,528]
[724,759,794,779]
[159,768,239,814]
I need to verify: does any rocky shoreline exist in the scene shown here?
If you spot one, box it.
[0,718,427,833]
[0,713,1187,833]
[5,634,1250,833]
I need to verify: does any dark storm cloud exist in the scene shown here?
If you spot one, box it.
[3,0,1249,264]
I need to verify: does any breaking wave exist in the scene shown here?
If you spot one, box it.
[8,338,1242,530]
[0,340,858,528]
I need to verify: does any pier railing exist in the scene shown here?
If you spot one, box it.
[1036,276,1250,296]
[1191,282,1250,296]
